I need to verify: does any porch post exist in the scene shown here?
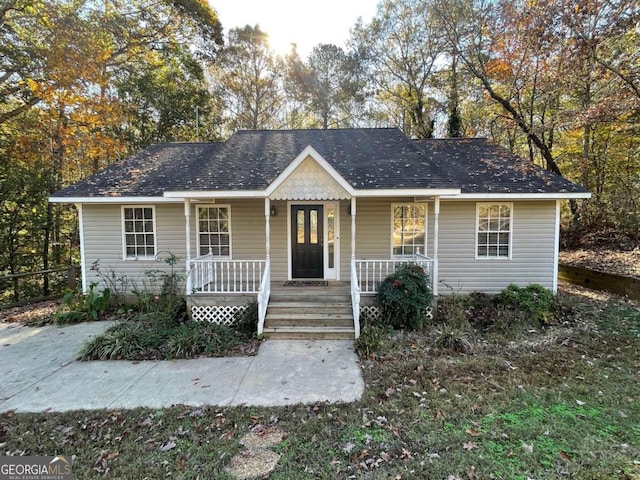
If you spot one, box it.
[432,195,440,297]
[350,197,356,260]
[264,198,271,260]
[184,199,192,294]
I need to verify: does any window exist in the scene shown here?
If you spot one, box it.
[392,204,426,257]
[122,206,156,259]
[476,203,512,258]
[197,206,231,257]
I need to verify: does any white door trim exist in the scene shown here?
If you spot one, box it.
[286,200,340,280]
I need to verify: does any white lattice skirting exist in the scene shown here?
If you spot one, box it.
[190,305,246,325]
[360,305,434,323]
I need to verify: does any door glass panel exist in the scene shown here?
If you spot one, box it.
[327,207,335,268]
[297,210,305,244]
[310,210,318,244]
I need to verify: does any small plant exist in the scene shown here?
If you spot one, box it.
[494,284,554,326]
[91,260,130,305]
[234,300,258,336]
[54,282,111,324]
[375,264,432,329]
[434,325,472,352]
[355,313,390,358]
[437,293,470,330]
[133,252,185,319]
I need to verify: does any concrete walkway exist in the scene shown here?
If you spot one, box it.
[0,321,364,413]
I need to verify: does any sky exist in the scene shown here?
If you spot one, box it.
[211,0,380,58]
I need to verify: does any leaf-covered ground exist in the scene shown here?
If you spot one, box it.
[2,283,639,479]
[559,248,640,279]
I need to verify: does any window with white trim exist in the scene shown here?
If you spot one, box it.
[122,206,156,259]
[392,204,426,257]
[197,206,231,257]
[476,203,512,258]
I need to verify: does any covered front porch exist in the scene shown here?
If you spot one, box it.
[182,195,442,339]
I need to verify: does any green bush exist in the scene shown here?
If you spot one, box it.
[494,284,554,325]
[355,315,391,358]
[234,300,258,336]
[78,321,151,360]
[375,264,432,329]
[78,316,246,361]
[54,282,111,324]
[437,294,470,330]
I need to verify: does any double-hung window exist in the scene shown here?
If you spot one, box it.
[392,204,426,257]
[476,203,512,259]
[197,206,231,257]
[122,206,156,259]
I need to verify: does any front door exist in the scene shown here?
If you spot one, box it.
[291,205,324,278]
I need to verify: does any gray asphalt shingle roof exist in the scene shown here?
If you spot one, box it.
[413,138,586,194]
[51,128,587,198]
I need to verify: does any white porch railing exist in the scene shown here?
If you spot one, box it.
[354,253,434,294]
[350,259,361,339]
[257,260,270,335]
[187,255,266,294]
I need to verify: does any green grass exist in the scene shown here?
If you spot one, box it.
[2,288,639,479]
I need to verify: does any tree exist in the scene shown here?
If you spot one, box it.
[0,0,223,292]
[284,44,365,129]
[210,25,284,133]
[352,0,446,138]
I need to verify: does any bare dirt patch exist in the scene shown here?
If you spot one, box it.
[226,425,286,480]
[559,248,640,279]
[0,300,59,326]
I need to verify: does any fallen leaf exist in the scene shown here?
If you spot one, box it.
[559,450,571,461]
[400,447,412,459]
[463,441,478,450]
[465,428,481,437]
[159,440,177,452]
[523,443,534,454]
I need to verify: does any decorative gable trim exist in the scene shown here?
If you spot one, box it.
[265,145,355,199]
[270,156,351,200]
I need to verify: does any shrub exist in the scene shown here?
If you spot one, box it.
[235,300,259,337]
[54,282,111,324]
[78,321,150,360]
[494,284,554,325]
[133,252,185,319]
[437,294,470,330]
[375,264,432,329]
[78,316,245,361]
[355,313,391,358]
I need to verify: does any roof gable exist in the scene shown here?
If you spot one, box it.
[267,146,353,200]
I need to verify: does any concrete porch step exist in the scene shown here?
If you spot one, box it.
[261,326,355,340]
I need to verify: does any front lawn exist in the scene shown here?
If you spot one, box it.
[2,284,639,479]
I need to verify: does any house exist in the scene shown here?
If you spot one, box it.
[50,128,590,339]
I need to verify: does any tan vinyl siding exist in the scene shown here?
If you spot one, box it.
[339,200,352,281]
[438,201,556,294]
[82,199,557,295]
[82,203,187,291]
[82,200,267,293]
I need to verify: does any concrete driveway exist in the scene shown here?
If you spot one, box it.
[0,321,364,413]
